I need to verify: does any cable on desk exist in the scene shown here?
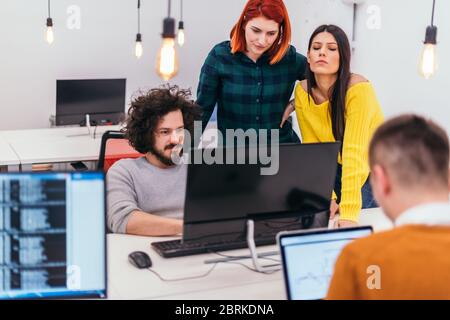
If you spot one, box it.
[147,263,218,282]
[221,260,281,274]
[211,251,281,274]
[211,250,281,263]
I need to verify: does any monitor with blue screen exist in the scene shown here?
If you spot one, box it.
[0,172,106,299]
[278,226,373,300]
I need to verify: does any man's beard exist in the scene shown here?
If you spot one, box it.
[152,144,182,166]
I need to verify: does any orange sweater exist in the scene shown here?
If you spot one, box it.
[326,225,450,299]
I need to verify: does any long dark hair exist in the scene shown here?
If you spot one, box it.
[305,24,351,144]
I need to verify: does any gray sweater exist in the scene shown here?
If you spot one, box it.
[106,156,187,233]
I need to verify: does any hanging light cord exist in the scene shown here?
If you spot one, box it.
[48,0,51,18]
[167,0,172,18]
[430,0,436,26]
[352,3,356,42]
[180,0,183,21]
[137,0,141,33]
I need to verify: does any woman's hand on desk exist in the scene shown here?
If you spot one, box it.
[280,100,295,128]
[334,219,358,228]
[329,200,358,228]
[329,199,339,220]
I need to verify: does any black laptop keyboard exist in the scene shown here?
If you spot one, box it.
[151,237,274,258]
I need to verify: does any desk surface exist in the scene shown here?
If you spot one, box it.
[0,125,120,140]
[1,123,215,166]
[0,125,121,165]
[107,207,393,300]
[0,136,20,166]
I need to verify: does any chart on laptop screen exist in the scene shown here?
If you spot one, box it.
[285,239,351,299]
[280,228,372,300]
[0,172,106,299]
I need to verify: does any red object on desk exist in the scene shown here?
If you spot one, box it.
[104,138,143,172]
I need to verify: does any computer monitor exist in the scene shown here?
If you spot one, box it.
[183,142,340,244]
[278,226,373,300]
[56,78,126,126]
[0,172,106,299]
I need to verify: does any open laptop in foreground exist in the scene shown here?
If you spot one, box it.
[0,172,107,299]
[278,226,373,300]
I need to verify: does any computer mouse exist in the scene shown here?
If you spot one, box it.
[128,251,152,269]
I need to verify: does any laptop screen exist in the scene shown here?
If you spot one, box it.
[279,226,373,300]
[0,172,106,299]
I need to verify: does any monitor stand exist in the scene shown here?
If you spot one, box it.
[203,219,281,273]
[246,219,280,273]
[66,114,97,139]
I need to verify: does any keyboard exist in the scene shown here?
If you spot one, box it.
[151,237,275,258]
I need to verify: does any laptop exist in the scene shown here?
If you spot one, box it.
[0,171,107,299]
[278,226,373,300]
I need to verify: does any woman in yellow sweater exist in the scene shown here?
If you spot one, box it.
[281,24,384,227]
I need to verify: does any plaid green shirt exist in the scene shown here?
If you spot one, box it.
[196,41,307,143]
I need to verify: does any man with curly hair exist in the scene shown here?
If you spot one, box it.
[107,85,201,236]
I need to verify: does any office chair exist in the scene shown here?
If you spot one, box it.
[97,130,143,172]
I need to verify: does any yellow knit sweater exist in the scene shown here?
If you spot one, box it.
[294,81,384,222]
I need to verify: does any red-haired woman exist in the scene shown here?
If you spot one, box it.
[196,0,306,145]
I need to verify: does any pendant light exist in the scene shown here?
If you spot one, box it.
[135,0,143,58]
[156,0,179,80]
[419,0,438,79]
[177,0,185,47]
[46,0,54,44]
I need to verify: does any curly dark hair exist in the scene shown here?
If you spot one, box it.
[124,84,202,154]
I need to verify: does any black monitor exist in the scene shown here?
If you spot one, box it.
[0,172,107,299]
[56,78,126,126]
[183,142,340,245]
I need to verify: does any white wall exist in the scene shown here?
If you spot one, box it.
[351,0,450,132]
[0,0,449,132]
[0,0,243,130]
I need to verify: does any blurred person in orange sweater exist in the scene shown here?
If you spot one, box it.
[327,114,450,299]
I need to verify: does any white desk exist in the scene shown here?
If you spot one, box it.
[0,125,121,169]
[0,136,20,170]
[107,207,393,300]
[0,123,213,170]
